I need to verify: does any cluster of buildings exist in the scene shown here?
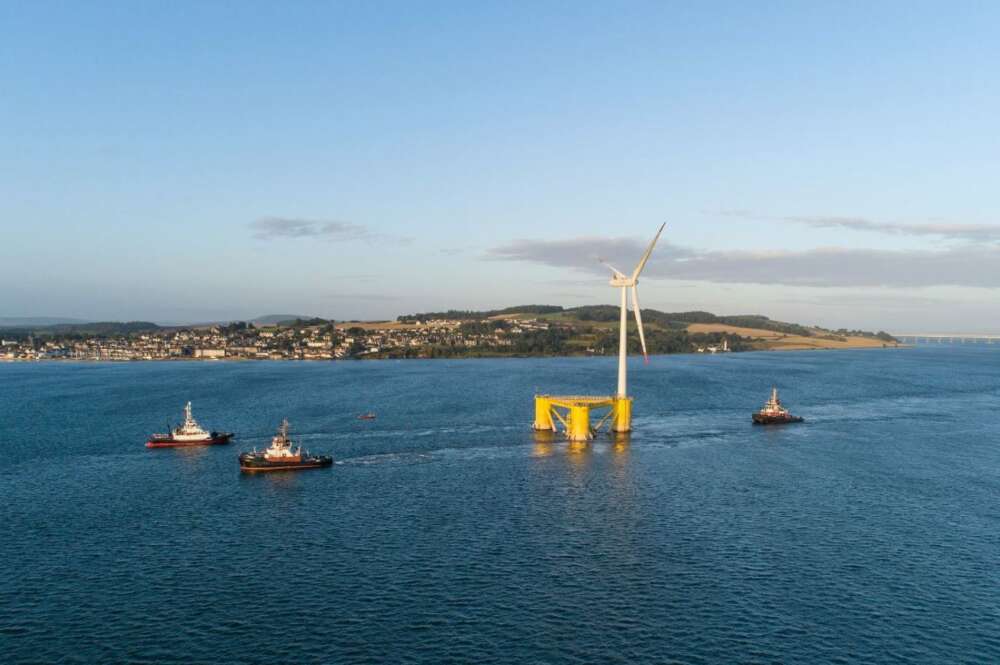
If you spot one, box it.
[695,338,730,354]
[0,318,555,361]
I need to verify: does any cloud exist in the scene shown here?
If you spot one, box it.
[250,217,412,245]
[324,292,401,301]
[549,292,595,300]
[774,293,954,308]
[487,236,1000,288]
[716,210,1000,242]
[328,274,379,283]
[784,216,1000,241]
[250,217,371,240]
[438,246,482,256]
[488,236,696,273]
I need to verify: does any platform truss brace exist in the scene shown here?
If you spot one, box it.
[533,394,633,441]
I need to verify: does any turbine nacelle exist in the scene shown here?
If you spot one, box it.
[599,260,630,286]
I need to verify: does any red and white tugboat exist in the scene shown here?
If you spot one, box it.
[146,402,233,448]
[752,387,804,425]
[239,419,333,472]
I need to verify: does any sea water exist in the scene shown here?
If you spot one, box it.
[2,347,999,663]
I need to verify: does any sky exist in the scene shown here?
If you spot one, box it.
[2,1,1000,332]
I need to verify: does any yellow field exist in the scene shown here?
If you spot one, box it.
[686,323,894,350]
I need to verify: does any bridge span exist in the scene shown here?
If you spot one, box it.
[894,333,1000,344]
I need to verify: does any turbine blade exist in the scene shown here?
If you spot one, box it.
[631,222,667,280]
[599,257,627,278]
[631,285,648,363]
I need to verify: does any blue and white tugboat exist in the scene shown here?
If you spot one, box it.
[752,387,804,425]
[239,419,332,472]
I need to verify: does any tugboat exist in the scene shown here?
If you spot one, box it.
[239,420,333,472]
[146,402,233,448]
[752,387,804,425]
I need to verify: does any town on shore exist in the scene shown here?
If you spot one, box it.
[0,306,898,361]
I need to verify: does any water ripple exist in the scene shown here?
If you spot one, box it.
[2,350,1000,663]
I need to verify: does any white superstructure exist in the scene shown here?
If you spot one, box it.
[758,388,789,417]
[170,402,213,442]
[263,420,303,461]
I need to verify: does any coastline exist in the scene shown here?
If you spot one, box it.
[684,323,901,352]
[0,346,907,363]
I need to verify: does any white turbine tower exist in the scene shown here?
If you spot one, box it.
[602,223,666,399]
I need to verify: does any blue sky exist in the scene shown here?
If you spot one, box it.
[3,2,999,331]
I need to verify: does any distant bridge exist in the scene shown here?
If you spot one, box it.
[893,334,1000,344]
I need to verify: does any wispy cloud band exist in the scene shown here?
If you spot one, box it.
[717,210,1000,242]
[249,217,411,245]
[488,236,1000,288]
[250,217,373,240]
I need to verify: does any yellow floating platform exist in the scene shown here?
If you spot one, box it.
[533,394,632,441]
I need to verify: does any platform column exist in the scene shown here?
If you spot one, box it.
[611,396,632,433]
[567,403,592,441]
[533,396,555,431]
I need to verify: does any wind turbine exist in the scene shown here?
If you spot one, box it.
[531,222,666,440]
[602,223,666,399]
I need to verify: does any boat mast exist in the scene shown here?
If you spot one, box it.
[274,419,290,448]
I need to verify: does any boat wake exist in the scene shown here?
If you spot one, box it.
[336,452,435,466]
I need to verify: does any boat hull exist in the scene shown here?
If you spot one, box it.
[146,433,233,448]
[752,414,804,425]
[239,454,333,472]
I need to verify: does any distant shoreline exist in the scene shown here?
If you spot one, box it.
[683,323,901,352]
[0,307,901,361]
[0,346,908,364]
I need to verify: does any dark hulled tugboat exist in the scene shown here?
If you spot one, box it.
[752,387,804,425]
[239,419,333,472]
[146,402,233,448]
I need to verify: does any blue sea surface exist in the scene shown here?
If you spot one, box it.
[2,347,999,663]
